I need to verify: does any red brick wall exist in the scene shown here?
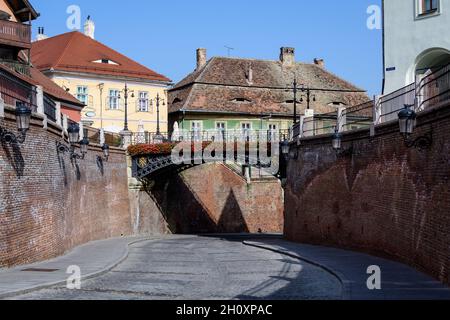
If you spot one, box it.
[0,107,131,268]
[132,163,284,234]
[284,102,450,285]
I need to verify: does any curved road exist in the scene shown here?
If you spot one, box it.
[10,236,342,300]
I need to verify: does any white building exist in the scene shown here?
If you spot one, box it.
[383,0,450,94]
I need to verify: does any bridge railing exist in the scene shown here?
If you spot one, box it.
[130,129,292,145]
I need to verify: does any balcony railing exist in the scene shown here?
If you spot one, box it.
[0,67,37,111]
[0,59,30,76]
[0,20,31,49]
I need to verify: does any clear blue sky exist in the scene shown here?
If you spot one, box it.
[32,0,383,96]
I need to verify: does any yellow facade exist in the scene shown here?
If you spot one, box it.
[49,74,169,133]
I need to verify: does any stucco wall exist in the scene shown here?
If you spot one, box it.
[384,0,450,93]
[284,101,450,285]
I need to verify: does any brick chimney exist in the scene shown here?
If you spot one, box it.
[280,47,295,66]
[314,58,325,68]
[196,48,207,70]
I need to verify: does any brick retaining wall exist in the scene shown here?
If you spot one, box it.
[284,102,450,285]
[0,106,131,268]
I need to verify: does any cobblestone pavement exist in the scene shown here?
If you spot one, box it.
[8,236,342,300]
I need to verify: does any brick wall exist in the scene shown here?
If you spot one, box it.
[131,163,284,235]
[284,102,450,285]
[0,106,131,268]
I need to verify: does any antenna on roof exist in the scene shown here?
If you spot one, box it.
[224,46,234,57]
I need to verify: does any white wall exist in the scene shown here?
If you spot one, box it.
[384,0,450,94]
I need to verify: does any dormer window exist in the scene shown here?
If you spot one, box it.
[231,98,252,103]
[92,59,119,65]
[172,97,182,104]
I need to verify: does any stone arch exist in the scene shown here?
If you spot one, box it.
[406,47,450,84]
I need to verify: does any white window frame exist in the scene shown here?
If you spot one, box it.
[76,86,88,105]
[191,121,203,141]
[138,91,149,112]
[108,89,120,110]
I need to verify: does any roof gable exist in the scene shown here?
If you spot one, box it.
[5,0,39,21]
[31,31,171,83]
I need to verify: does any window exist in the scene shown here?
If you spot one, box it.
[108,89,120,110]
[241,122,252,139]
[138,92,149,112]
[418,0,439,16]
[231,98,252,103]
[76,86,88,105]
[191,121,203,141]
[216,122,227,140]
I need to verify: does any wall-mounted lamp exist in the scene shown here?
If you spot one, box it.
[398,104,432,150]
[281,139,290,160]
[57,123,90,160]
[332,130,342,151]
[0,102,31,144]
[101,143,110,162]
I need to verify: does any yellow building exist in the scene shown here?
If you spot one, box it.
[31,18,171,133]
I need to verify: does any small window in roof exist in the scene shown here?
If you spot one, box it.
[92,59,119,65]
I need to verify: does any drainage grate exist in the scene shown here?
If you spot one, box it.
[21,268,59,272]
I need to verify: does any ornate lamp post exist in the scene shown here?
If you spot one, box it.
[118,83,134,147]
[299,84,316,110]
[150,93,166,143]
[398,104,432,149]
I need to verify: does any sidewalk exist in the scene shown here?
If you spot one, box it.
[243,239,450,300]
[0,236,152,299]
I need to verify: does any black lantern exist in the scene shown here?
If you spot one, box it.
[102,143,110,161]
[79,137,90,156]
[15,102,31,132]
[281,140,290,156]
[332,130,343,151]
[398,104,417,136]
[67,123,80,145]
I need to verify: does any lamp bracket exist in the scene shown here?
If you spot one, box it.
[403,132,433,151]
[56,141,85,160]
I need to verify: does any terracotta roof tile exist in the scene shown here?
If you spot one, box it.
[31,31,171,83]
[169,57,369,115]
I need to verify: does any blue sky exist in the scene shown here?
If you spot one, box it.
[32,0,382,96]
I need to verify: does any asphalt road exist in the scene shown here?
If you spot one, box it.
[9,236,342,300]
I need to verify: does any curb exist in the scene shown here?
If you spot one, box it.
[0,237,156,299]
[242,240,353,300]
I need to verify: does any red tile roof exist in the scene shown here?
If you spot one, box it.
[31,31,171,83]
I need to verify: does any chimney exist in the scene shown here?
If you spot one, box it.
[84,16,95,39]
[36,27,48,41]
[196,48,207,70]
[314,58,325,68]
[280,47,295,66]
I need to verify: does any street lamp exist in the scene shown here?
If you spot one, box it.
[150,93,166,143]
[332,129,342,151]
[398,104,416,137]
[58,123,90,160]
[0,102,32,144]
[101,143,110,162]
[299,84,316,110]
[286,76,301,125]
[398,104,432,150]
[118,83,135,132]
